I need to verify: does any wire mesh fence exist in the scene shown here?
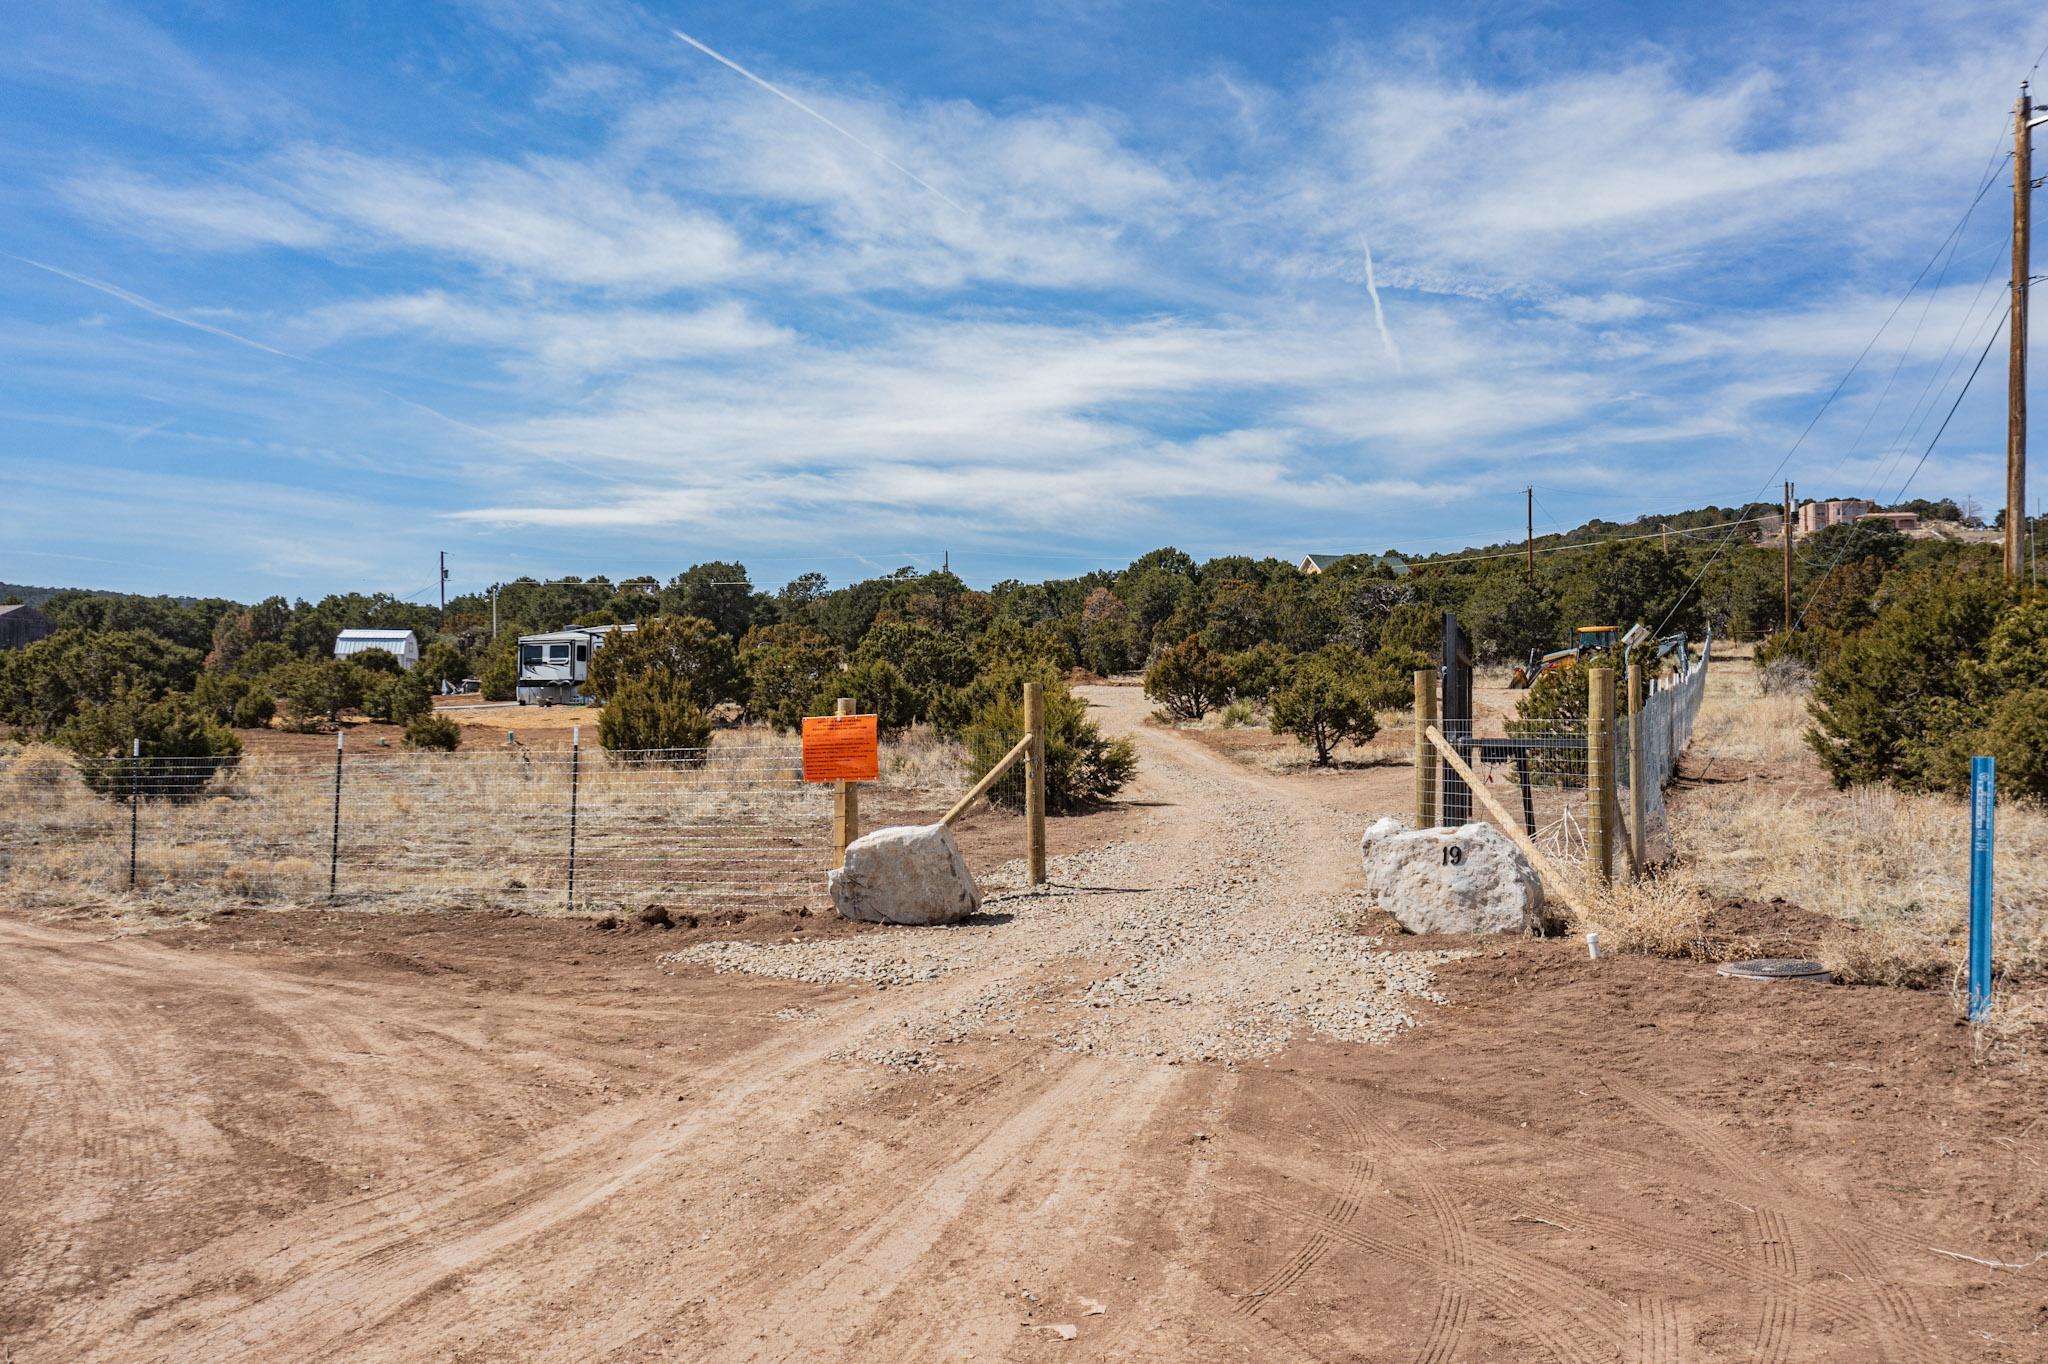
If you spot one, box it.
[1433,633,1712,872]
[1,727,994,915]
[1620,634,1714,861]
[1443,718,1594,867]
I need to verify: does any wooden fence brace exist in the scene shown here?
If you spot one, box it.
[1413,669,1438,829]
[1586,666,1614,888]
[565,724,581,912]
[328,730,344,899]
[127,737,141,890]
[1024,682,1046,886]
[1425,725,1588,924]
[1626,661,1648,875]
[833,697,859,867]
[940,734,1032,829]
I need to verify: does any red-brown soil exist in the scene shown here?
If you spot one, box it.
[4,690,2044,1362]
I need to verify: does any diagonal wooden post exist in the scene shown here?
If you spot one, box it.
[833,697,859,867]
[1426,725,1587,923]
[1413,669,1438,829]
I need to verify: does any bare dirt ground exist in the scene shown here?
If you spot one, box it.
[5,686,2046,1362]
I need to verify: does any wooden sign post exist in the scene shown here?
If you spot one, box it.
[804,701,877,867]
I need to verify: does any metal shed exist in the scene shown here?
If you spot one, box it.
[334,628,421,670]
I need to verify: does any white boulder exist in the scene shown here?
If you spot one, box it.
[1360,817,1549,936]
[829,823,982,926]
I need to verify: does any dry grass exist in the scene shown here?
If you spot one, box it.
[0,728,975,919]
[1667,656,2048,984]
[1569,868,1720,961]
[1962,985,2048,1067]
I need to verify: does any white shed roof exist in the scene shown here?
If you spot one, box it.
[336,629,417,642]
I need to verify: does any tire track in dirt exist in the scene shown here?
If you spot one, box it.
[1231,1078,1375,1321]
[697,1058,1105,1362]
[1601,1074,1949,1364]
[27,974,962,1362]
[1235,1090,1629,1364]
[352,1051,1074,1363]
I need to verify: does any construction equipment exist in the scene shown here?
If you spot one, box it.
[1508,623,1650,688]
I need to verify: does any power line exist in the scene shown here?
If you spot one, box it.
[1650,114,2020,637]
[1791,311,2008,631]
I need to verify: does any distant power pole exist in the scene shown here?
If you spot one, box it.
[943,549,950,573]
[2009,85,2042,583]
[1660,522,1670,553]
[438,551,448,621]
[1782,481,1795,633]
[1524,487,1534,581]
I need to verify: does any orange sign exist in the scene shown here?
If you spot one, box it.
[801,714,879,782]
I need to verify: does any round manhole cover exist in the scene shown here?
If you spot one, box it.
[1716,957,1832,983]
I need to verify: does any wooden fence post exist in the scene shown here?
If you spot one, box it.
[1413,669,1438,828]
[1627,661,1647,874]
[833,697,858,867]
[1023,681,1047,886]
[1586,666,1614,887]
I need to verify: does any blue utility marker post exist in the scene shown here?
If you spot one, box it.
[1968,756,1996,1022]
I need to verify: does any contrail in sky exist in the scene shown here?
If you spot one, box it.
[672,28,969,214]
[1360,237,1403,372]
[14,256,304,360]
[12,255,610,481]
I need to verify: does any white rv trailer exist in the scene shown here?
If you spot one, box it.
[515,623,636,705]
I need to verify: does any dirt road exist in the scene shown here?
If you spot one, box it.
[4,689,2044,1361]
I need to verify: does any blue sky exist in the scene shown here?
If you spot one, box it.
[2,0,2042,601]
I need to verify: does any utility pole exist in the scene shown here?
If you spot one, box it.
[2009,87,2038,582]
[1524,487,1534,581]
[1660,522,1670,553]
[490,585,498,639]
[438,551,448,622]
[1781,481,1795,633]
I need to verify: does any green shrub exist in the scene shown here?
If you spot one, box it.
[348,647,404,676]
[0,628,204,737]
[740,624,845,731]
[270,659,364,731]
[585,616,742,708]
[854,621,977,716]
[57,685,242,798]
[402,713,462,751]
[598,676,713,755]
[479,633,519,702]
[362,669,433,725]
[417,640,469,691]
[1984,687,2048,804]
[1806,572,2009,791]
[1220,699,1256,728]
[1362,646,1432,713]
[1144,635,1231,721]
[823,658,920,734]
[1268,644,1380,765]
[191,671,275,730]
[1222,641,1293,703]
[960,679,1135,813]
[228,639,295,679]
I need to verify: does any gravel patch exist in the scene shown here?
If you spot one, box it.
[665,737,1470,1066]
